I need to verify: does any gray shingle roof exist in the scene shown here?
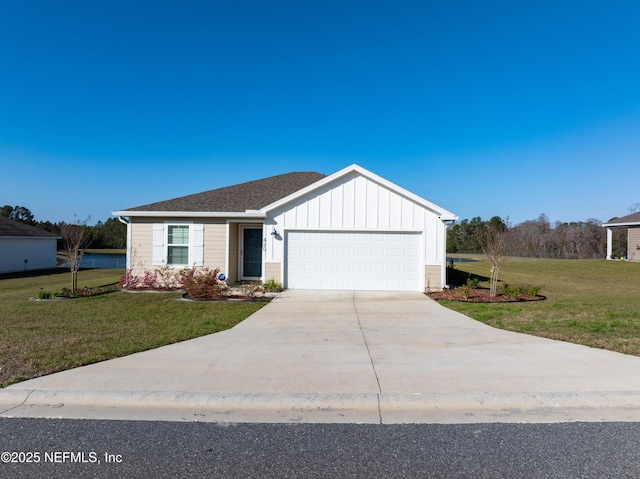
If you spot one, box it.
[605,211,640,225]
[123,171,327,213]
[0,216,59,238]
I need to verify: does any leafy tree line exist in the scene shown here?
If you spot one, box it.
[448,213,627,260]
[1,205,126,249]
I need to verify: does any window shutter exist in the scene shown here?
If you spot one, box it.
[192,224,204,266]
[152,224,165,266]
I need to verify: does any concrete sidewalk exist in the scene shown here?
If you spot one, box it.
[3,290,640,423]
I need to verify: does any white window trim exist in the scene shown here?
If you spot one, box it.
[166,223,191,267]
[152,221,204,268]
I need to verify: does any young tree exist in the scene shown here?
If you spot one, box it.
[479,218,510,297]
[60,217,92,294]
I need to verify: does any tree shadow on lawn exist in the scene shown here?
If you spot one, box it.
[446,266,489,287]
[0,267,71,281]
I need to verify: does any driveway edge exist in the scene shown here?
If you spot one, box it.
[4,389,640,424]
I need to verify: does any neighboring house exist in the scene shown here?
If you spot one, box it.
[113,164,457,292]
[0,216,60,274]
[603,212,640,262]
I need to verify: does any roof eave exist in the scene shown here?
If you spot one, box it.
[112,210,267,219]
[602,221,640,228]
[0,235,61,239]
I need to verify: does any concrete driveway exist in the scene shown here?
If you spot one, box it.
[3,290,640,423]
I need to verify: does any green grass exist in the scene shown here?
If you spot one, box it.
[441,257,640,355]
[0,269,267,387]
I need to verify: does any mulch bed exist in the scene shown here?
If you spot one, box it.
[427,288,545,303]
[180,292,275,302]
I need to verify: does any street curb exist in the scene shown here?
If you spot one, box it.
[4,389,640,424]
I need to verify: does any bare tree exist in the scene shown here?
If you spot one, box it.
[479,220,510,297]
[60,216,92,294]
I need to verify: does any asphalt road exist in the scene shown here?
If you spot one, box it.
[1,418,639,478]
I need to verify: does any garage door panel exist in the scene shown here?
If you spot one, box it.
[286,230,422,292]
[371,263,385,273]
[404,263,418,273]
[387,263,402,273]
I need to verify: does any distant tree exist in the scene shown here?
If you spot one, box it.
[0,205,36,225]
[36,220,61,235]
[60,216,92,294]
[629,203,640,214]
[447,217,484,253]
[91,218,126,249]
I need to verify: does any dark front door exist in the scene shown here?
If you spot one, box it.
[243,228,263,278]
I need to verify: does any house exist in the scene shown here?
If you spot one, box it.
[603,212,640,262]
[112,164,457,292]
[0,216,60,274]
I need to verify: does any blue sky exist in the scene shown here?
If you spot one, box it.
[1,0,639,226]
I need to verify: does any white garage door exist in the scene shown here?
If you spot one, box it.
[285,231,422,291]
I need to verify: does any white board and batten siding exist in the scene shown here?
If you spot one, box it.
[266,172,449,291]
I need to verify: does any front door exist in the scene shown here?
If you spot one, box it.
[241,226,263,279]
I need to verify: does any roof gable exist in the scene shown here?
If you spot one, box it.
[0,216,59,238]
[261,164,457,220]
[116,171,326,215]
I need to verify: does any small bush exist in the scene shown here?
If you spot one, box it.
[121,266,231,298]
[457,285,472,300]
[264,278,283,292]
[239,282,263,298]
[120,266,186,290]
[180,267,226,299]
[36,290,59,299]
[120,270,141,289]
[524,286,541,298]
[501,284,522,299]
[466,277,480,289]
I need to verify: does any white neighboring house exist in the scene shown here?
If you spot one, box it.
[0,216,60,274]
[113,164,457,292]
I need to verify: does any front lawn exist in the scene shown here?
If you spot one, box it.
[0,269,267,387]
[440,258,640,356]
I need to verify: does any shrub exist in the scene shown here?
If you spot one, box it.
[457,285,472,300]
[121,266,230,297]
[36,290,59,299]
[120,270,141,289]
[239,281,263,298]
[264,278,283,292]
[156,264,183,289]
[181,267,226,299]
[501,284,522,299]
[525,286,541,298]
[466,277,480,289]
[141,270,159,289]
[120,267,185,290]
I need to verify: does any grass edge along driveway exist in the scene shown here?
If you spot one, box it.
[2,259,640,388]
[441,257,640,357]
[0,269,267,388]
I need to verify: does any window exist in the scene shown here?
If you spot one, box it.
[152,223,203,267]
[167,225,189,265]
